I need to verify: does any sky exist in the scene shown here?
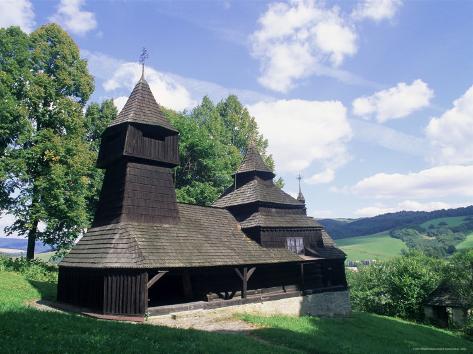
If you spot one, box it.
[1,0,473,223]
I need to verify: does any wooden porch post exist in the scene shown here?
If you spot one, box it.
[234,267,256,299]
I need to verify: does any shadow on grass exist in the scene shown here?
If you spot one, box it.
[26,279,57,302]
[0,307,296,354]
[243,312,473,354]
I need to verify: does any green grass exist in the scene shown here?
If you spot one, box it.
[457,233,473,250]
[34,251,57,262]
[336,233,406,261]
[420,216,467,229]
[241,313,473,353]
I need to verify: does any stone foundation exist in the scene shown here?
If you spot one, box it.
[150,290,351,319]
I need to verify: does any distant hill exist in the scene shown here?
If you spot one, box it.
[319,205,473,239]
[0,238,52,254]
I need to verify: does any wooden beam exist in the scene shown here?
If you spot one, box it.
[235,266,256,299]
[234,268,244,280]
[300,263,305,290]
[182,271,193,299]
[242,267,247,299]
[247,267,256,280]
[147,271,168,289]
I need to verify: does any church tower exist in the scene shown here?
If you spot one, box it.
[93,75,180,226]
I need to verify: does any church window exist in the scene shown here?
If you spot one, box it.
[286,237,304,254]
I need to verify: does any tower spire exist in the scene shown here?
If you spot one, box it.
[297,173,305,203]
[139,47,148,80]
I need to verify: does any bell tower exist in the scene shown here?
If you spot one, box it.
[93,69,180,227]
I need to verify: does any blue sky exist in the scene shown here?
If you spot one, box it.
[1,0,473,221]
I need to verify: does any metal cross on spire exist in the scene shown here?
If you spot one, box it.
[297,173,303,193]
[139,47,149,79]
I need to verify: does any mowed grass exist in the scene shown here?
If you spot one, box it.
[336,233,406,261]
[1,270,472,353]
[241,313,473,353]
[457,232,473,250]
[0,271,291,354]
[420,216,468,229]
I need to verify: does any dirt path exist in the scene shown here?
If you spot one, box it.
[147,309,258,333]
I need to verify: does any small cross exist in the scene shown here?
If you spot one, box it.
[139,47,149,78]
[297,173,302,192]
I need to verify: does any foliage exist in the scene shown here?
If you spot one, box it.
[241,312,473,353]
[0,255,57,282]
[165,95,280,206]
[320,206,473,239]
[83,100,117,215]
[391,226,467,258]
[443,249,473,308]
[348,251,444,321]
[0,24,96,258]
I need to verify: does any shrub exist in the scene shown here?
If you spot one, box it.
[348,251,444,321]
[0,256,57,282]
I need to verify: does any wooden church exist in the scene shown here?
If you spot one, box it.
[57,74,348,319]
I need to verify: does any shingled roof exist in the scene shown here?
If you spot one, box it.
[213,177,304,208]
[425,285,470,307]
[60,203,301,269]
[109,77,178,133]
[305,246,346,259]
[235,145,275,177]
[239,211,321,229]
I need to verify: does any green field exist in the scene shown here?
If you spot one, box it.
[420,216,468,229]
[336,233,406,261]
[1,269,471,353]
[457,233,473,250]
[35,251,57,262]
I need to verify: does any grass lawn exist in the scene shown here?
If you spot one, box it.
[1,269,472,353]
[336,233,406,261]
[241,313,473,353]
[420,216,468,229]
[34,251,57,262]
[457,232,473,250]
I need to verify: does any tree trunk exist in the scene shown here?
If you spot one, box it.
[26,219,39,260]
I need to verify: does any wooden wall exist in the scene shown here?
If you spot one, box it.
[57,267,148,315]
[260,228,323,249]
[92,161,179,226]
[124,125,179,166]
[58,260,347,316]
[103,270,148,315]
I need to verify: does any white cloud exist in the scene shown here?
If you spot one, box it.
[426,85,473,165]
[250,0,357,92]
[247,99,352,173]
[355,200,464,217]
[352,79,434,122]
[113,96,128,113]
[0,0,35,32]
[84,50,273,109]
[352,0,403,22]
[104,63,196,112]
[307,168,335,184]
[352,165,473,199]
[50,0,96,35]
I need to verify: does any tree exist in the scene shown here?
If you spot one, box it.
[0,24,95,259]
[165,95,282,206]
[83,100,117,217]
[348,251,444,320]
